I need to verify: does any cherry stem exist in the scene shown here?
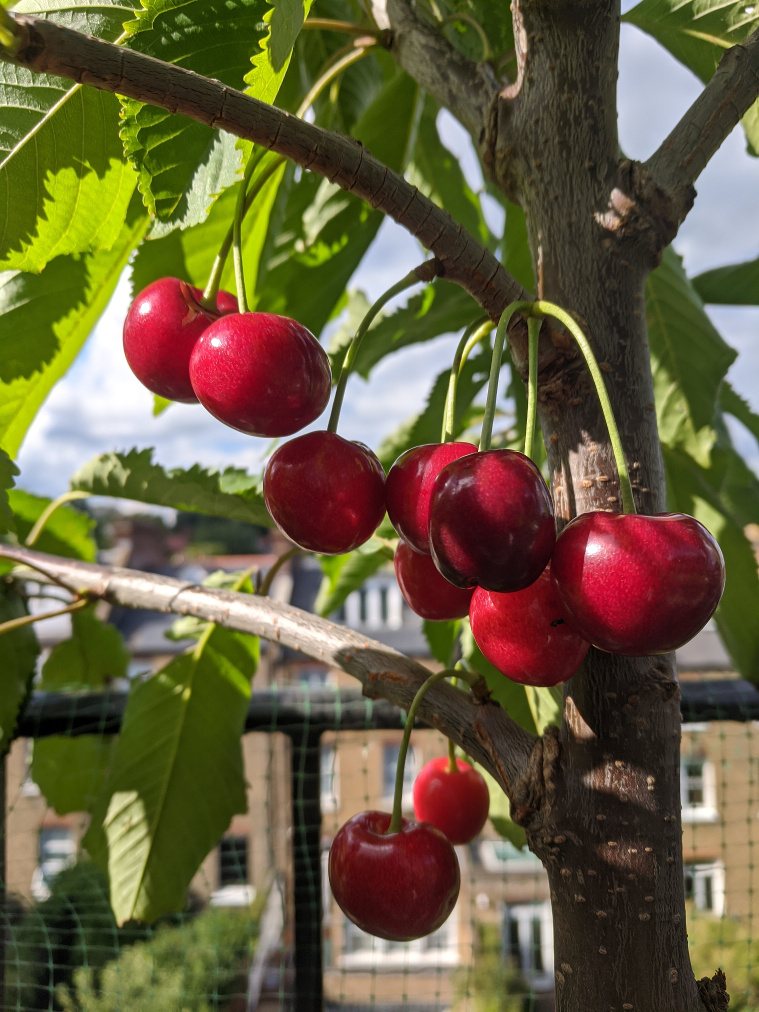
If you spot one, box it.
[0,596,89,637]
[232,159,249,314]
[524,316,540,462]
[531,301,636,515]
[441,317,492,443]
[388,669,451,834]
[302,18,379,38]
[327,263,437,434]
[258,547,301,598]
[24,490,89,549]
[479,301,534,453]
[201,44,373,310]
[440,12,492,61]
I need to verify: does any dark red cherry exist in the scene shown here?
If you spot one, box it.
[189,312,331,437]
[394,540,473,621]
[412,757,490,845]
[386,442,477,554]
[550,511,725,655]
[428,450,555,592]
[469,565,590,686]
[263,430,386,554]
[123,277,236,402]
[328,810,460,941]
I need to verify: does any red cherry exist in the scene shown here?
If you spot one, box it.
[263,431,386,554]
[394,540,473,621]
[428,450,556,592]
[189,312,331,436]
[123,277,236,403]
[328,810,460,941]
[469,565,590,685]
[386,442,477,554]
[412,757,490,845]
[550,511,725,655]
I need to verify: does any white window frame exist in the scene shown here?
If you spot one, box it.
[680,757,718,823]
[344,580,404,632]
[684,861,725,915]
[502,900,554,990]
[320,744,339,812]
[338,905,459,969]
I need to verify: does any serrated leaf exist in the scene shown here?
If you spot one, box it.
[0,583,38,758]
[84,624,259,923]
[120,0,269,231]
[244,0,315,105]
[460,622,538,735]
[0,449,18,535]
[70,449,272,526]
[721,382,759,444]
[692,256,759,304]
[423,619,460,666]
[623,0,759,154]
[0,201,148,457]
[7,489,95,561]
[646,246,736,465]
[0,0,138,271]
[314,546,392,617]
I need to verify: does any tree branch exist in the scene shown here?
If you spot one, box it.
[1,12,530,319]
[645,26,759,226]
[383,0,501,150]
[1,545,538,797]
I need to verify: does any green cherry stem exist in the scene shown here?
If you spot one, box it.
[25,490,89,548]
[532,300,636,515]
[0,596,89,637]
[524,315,540,463]
[479,301,534,453]
[258,546,301,598]
[328,262,439,434]
[232,160,249,314]
[441,318,493,443]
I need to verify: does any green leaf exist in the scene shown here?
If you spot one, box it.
[524,684,562,735]
[0,200,148,457]
[39,606,129,690]
[623,0,759,154]
[0,0,138,272]
[70,449,272,526]
[244,0,315,105]
[7,489,95,561]
[33,737,117,815]
[423,619,460,666]
[460,622,538,736]
[692,256,759,305]
[0,449,18,535]
[120,0,269,231]
[0,583,38,758]
[646,247,736,465]
[84,624,259,924]
[721,382,759,444]
[314,545,393,617]
[479,768,527,849]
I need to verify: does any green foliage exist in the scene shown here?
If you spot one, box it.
[314,535,394,617]
[623,0,759,153]
[245,0,315,105]
[686,905,759,1011]
[84,623,258,923]
[0,448,18,534]
[0,582,38,757]
[692,256,759,305]
[7,489,96,561]
[452,923,528,1012]
[423,618,461,666]
[58,903,258,1012]
[70,449,272,527]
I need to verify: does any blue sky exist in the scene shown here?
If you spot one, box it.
[16,21,759,499]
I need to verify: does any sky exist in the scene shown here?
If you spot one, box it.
[15,21,759,501]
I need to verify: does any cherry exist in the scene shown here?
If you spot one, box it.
[550,511,725,655]
[123,277,236,403]
[412,757,490,845]
[469,564,590,685]
[328,810,460,941]
[189,312,331,437]
[263,430,386,554]
[394,539,473,621]
[428,449,555,592]
[386,442,477,554]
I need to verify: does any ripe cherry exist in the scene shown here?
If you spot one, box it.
[429,449,555,592]
[469,565,590,685]
[123,277,236,403]
[189,312,331,437]
[263,430,386,554]
[550,511,725,655]
[386,442,477,554]
[413,757,490,845]
[394,540,473,621]
[328,810,460,941]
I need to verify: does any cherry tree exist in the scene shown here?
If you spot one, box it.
[1,1,759,1008]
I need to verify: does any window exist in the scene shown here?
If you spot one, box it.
[31,827,76,901]
[502,902,554,988]
[479,839,543,874]
[344,581,404,631]
[680,758,718,822]
[219,835,248,886]
[321,744,339,811]
[339,908,458,968]
[382,743,418,806]
[684,862,725,915]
